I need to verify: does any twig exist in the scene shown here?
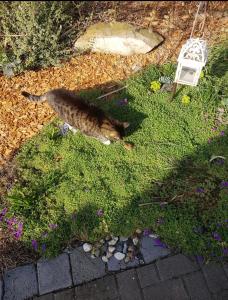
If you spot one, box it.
[96,86,127,99]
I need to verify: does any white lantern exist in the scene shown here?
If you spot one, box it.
[174,38,208,86]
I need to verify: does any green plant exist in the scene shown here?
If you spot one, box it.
[0,1,76,73]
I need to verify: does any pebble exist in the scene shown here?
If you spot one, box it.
[120,236,128,242]
[135,229,142,234]
[114,252,125,261]
[123,243,128,254]
[108,237,118,246]
[102,256,109,263]
[83,243,92,252]
[108,246,116,253]
[124,256,130,263]
[149,233,159,239]
[133,237,139,246]
[107,251,113,258]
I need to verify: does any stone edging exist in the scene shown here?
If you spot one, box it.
[0,236,170,299]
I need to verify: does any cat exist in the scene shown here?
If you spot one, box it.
[21,88,130,145]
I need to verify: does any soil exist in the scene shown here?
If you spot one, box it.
[0,1,227,275]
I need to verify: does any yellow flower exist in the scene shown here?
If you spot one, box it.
[150,81,161,92]
[181,95,190,105]
[200,71,204,79]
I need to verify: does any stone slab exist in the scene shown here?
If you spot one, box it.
[70,248,106,285]
[137,264,160,288]
[183,271,211,300]
[143,278,188,300]
[37,253,72,295]
[140,237,170,264]
[3,264,38,300]
[202,263,228,293]
[156,254,198,280]
[116,269,142,300]
[75,275,118,300]
[54,288,75,300]
[107,256,126,272]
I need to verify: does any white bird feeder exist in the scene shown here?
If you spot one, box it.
[174,38,208,86]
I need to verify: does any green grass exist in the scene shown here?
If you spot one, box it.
[3,46,228,260]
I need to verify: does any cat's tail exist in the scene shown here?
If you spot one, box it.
[21,91,47,102]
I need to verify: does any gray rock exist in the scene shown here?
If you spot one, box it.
[83,243,92,252]
[107,256,126,272]
[37,254,72,295]
[74,22,164,56]
[140,237,170,264]
[70,248,106,285]
[3,264,38,300]
[114,252,125,261]
[108,237,118,246]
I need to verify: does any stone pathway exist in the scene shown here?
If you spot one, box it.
[0,235,228,300]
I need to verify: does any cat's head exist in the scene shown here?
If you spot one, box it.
[102,119,130,141]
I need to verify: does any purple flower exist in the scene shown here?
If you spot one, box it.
[0,207,7,218]
[42,231,48,238]
[32,239,38,251]
[143,228,151,236]
[215,158,225,165]
[14,230,23,239]
[211,127,217,131]
[212,232,222,241]
[220,181,228,188]
[154,238,167,248]
[41,243,46,252]
[223,248,228,256]
[96,209,104,217]
[220,131,225,136]
[118,98,128,106]
[49,223,58,230]
[6,217,17,230]
[196,187,204,193]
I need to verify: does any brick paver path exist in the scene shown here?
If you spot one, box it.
[33,255,228,300]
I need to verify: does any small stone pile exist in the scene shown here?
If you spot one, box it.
[82,229,155,265]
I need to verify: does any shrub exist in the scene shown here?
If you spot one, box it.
[0,1,77,74]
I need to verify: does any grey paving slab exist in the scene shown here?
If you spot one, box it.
[37,253,72,295]
[116,269,142,300]
[143,278,188,300]
[216,290,228,300]
[34,294,54,300]
[54,288,75,300]
[156,254,198,280]
[3,264,38,300]
[140,237,170,264]
[70,248,106,285]
[222,262,228,278]
[183,271,211,300]
[75,275,118,300]
[202,263,228,294]
[137,263,160,288]
[0,280,2,300]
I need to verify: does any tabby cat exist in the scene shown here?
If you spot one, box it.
[21,88,130,145]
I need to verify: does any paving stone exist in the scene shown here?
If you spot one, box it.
[0,280,2,300]
[37,254,72,295]
[202,262,228,293]
[222,262,228,278]
[107,256,126,272]
[54,288,75,300]
[183,271,211,300]
[75,275,118,300]
[156,254,198,280]
[3,264,38,300]
[215,290,228,300]
[137,264,160,288]
[70,248,106,285]
[143,278,188,300]
[116,269,142,300]
[140,237,170,264]
[34,294,54,300]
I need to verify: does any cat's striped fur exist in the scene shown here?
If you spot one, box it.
[21,88,129,145]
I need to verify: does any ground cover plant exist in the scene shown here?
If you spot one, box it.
[1,45,227,261]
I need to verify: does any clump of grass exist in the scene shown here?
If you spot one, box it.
[2,45,228,259]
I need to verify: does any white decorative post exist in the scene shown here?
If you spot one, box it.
[174,38,208,86]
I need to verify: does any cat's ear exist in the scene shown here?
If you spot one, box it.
[123,122,130,128]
